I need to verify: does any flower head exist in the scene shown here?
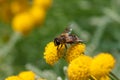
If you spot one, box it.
[0,3,12,23]
[5,76,22,80]
[65,43,86,63]
[18,71,35,80]
[29,6,46,25]
[90,53,115,77]
[67,55,92,80]
[12,12,34,35]
[10,0,28,15]
[44,42,65,65]
[33,0,52,10]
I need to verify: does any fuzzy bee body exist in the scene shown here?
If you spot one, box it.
[54,28,83,48]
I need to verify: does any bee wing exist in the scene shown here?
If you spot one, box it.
[69,34,83,43]
[63,27,72,34]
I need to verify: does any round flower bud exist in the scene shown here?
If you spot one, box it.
[12,12,34,35]
[68,55,92,80]
[10,1,28,15]
[18,71,35,80]
[5,76,22,80]
[44,42,65,65]
[33,0,52,10]
[29,6,46,25]
[65,43,86,63]
[90,53,115,77]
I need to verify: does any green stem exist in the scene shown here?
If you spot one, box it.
[25,64,44,77]
[109,72,120,80]
[103,8,120,23]
[86,16,111,55]
[0,32,22,57]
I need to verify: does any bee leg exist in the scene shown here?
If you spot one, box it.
[57,46,62,54]
[57,44,62,50]
[59,44,65,49]
[60,44,67,49]
[57,45,60,50]
[60,44,63,49]
[56,45,62,54]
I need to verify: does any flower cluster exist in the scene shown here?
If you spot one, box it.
[67,55,92,80]
[43,41,116,80]
[90,53,115,79]
[44,42,65,65]
[68,53,115,80]
[0,0,52,35]
[44,42,85,65]
[5,71,45,80]
[65,43,86,63]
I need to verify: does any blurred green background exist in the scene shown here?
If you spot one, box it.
[0,0,120,80]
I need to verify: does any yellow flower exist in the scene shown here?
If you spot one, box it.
[33,0,52,10]
[67,55,92,80]
[10,0,28,15]
[0,3,12,23]
[12,12,34,35]
[44,42,65,65]
[0,0,6,4]
[29,6,46,25]
[5,76,22,80]
[65,43,86,63]
[90,53,115,77]
[18,71,35,80]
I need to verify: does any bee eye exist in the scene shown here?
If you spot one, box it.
[54,38,60,46]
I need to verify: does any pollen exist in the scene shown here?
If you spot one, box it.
[5,76,22,80]
[65,43,86,63]
[67,55,92,80]
[44,42,65,65]
[90,53,115,77]
[18,71,35,80]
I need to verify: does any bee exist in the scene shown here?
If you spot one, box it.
[54,27,83,49]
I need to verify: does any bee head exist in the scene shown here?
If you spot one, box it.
[54,38,60,46]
